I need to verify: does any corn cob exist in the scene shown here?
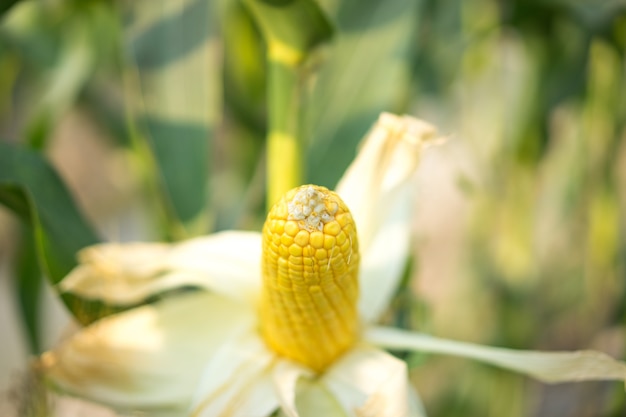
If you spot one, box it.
[260,185,360,372]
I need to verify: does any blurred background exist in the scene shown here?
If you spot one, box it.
[0,0,625,416]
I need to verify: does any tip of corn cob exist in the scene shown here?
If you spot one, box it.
[286,185,339,232]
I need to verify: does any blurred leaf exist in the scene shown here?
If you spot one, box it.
[26,26,94,148]
[244,0,333,61]
[0,142,114,325]
[560,0,626,30]
[386,253,433,368]
[0,0,61,68]
[1,1,122,149]
[142,116,209,227]
[0,0,21,16]
[14,223,42,353]
[125,0,217,238]
[411,0,464,94]
[128,0,210,70]
[305,0,421,187]
[223,0,267,131]
[0,143,99,280]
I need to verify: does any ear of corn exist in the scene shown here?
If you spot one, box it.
[260,185,360,372]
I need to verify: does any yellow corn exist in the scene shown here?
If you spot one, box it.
[260,185,360,372]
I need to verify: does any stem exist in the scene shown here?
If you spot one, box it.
[266,54,304,208]
[241,0,333,208]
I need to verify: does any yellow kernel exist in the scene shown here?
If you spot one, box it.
[331,256,344,268]
[326,200,338,215]
[323,221,341,236]
[294,230,309,247]
[269,242,279,254]
[285,221,299,237]
[281,235,294,246]
[336,213,351,227]
[278,266,289,276]
[270,219,285,235]
[304,270,318,284]
[278,276,291,289]
[323,235,335,250]
[279,246,289,257]
[336,231,347,246]
[291,274,305,284]
[289,256,303,265]
[310,232,324,249]
[289,244,303,257]
[275,203,288,219]
[289,264,304,273]
[315,249,327,260]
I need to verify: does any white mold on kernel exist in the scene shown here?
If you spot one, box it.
[287,186,337,231]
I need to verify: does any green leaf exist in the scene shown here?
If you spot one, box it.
[129,0,211,70]
[1,1,111,149]
[0,143,99,281]
[222,0,267,131]
[264,0,428,346]
[125,0,217,238]
[0,0,21,16]
[14,224,42,353]
[0,142,113,324]
[304,0,421,187]
[141,116,210,229]
[244,0,333,63]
